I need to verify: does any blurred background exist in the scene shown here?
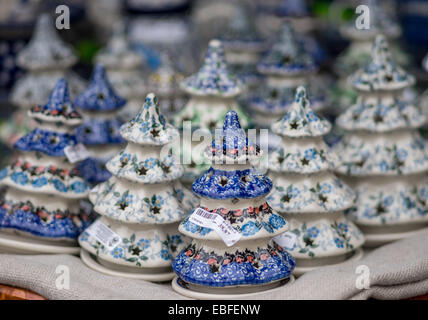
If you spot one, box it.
[1,0,428,165]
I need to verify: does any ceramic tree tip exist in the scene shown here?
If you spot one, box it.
[295,86,308,103]
[93,63,107,78]
[372,34,390,60]
[223,110,241,130]
[144,92,158,107]
[208,39,222,48]
[50,78,70,101]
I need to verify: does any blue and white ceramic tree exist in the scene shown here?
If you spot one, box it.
[0,79,91,252]
[79,93,199,279]
[74,64,126,184]
[3,14,85,147]
[172,110,295,297]
[267,86,364,274]
[220,2,266,94]
[334,35,428,247]
[95,22,146,122]
[172,39,249,185]
[248,22,325,131]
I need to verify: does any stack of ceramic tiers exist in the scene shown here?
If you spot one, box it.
[330,0,405,115]
[172,111,295,299]
[2,13,85,147]
[334,35,428,248]
[267,86,364,275]
[79,93,199,281]
[219,2,267,95]
[146,54,185,118]
[0,79,91,254]
[248,22,325,138]
[172,39,249,186]
[95,22,146,122]
[74,64,126,185]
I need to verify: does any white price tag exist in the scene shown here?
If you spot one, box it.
[64,143,91,163]
[86,220,122,250]
[189,208,241,247]
[274,232,297,250]
[90,184,101,194]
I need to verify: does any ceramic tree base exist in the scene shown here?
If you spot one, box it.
[360,225,428,248]
[171,275,295,300]
[80,249,176,282]
[0,231,80,255]
[293,248,364,276]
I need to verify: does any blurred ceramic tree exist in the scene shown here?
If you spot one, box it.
[334,35,428,247]
[74,64,126,184]
[0,79,91,253]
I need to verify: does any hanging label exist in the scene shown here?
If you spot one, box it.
[86,219,122,250]
[64,143,91,163]
[273,231,297,250]
[90,184,101,194]
[189,208,241,247]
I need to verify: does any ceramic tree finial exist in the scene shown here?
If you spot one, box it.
[120,93,179,146]
[181,39,242,97]
[16,13,77,71]
[74,64,126,111]
[258,21,317,76]
[350,35,415,91]
[271,86,331,137]
[29,78,81,124]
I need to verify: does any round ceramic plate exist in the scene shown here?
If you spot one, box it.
[171,275,296,300]
[293,248,364,277]
[0,232,80,255]
[363,227,428,248]
[80,249,176,282]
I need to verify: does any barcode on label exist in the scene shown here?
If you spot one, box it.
[273,231,297,250]
[64,143,91,163]
[188,208,242,247]
[194,208,217,220]
[86,220,122,250]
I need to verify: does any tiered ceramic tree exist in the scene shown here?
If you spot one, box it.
[95,22,146,122]
[0,79,91,254]
[220,2,266,94]
[267,87,364,274]
[172,111,295,298]
[172,39,249,185]
[74,64,126,184]
[330,0,406,115]
[334,35,428,247]
[147,54,185,118]
[79,93,199,279]
[248,22,325,131]
[2,13,85,147]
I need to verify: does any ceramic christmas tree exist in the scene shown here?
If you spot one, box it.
[172,39,249,185]
[74,64,126,185]
[330,0,407,115]
[334,35,428,247]
[248,22,325,130]
[79,93,199,280]
[0,79,91,254]
[267,86,364,275]
[220,2,267,94]
[146,54,185,118]
[95,22,147,122]
[2,13,85,147]
[172,111,295,299]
